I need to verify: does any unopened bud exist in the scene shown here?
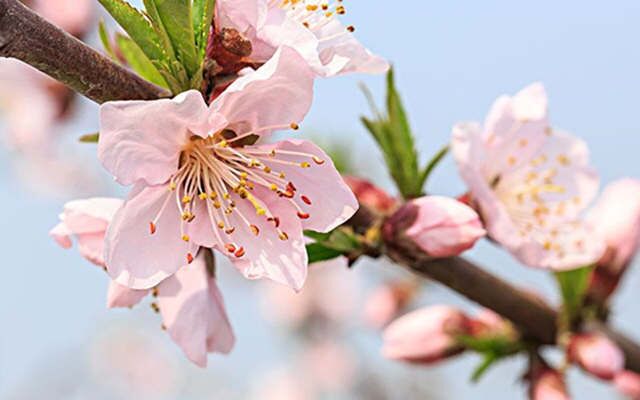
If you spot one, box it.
[568,333,624,380]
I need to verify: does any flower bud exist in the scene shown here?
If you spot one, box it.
[344,176,396,214]
[568,333,624,380]
[529,365,570,400]
[382,305,471,364]
[392,196,485,258]
[615,371,640,399]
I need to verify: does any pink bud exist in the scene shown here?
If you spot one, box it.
[568,333,625,380]
[382,305,471,364]
[404,196,486,258]
[344,176,396,214]
[615,371,640,399]
[470,308,514,339]
[529,366,570,400]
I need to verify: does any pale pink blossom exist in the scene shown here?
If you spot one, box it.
[364,280,418,329]
[98,47,357,291]
[215,0,388,77]
[33,0,94,37]
[51,198,235,367]
[568,333,624,380]
[615,371,640,399]
[344,175,397,214]
[404,196,486,257]
[586,179,640,300]
[529,364,570,400]
[451,83,604,270]
[382,305,471,364]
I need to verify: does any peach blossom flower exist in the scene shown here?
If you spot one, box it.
[382,305,471,364]
[568,333,624,380]
[215,0,388,76]
[451,83,604,270]
[51,198,235,367]
[98,47,357,291]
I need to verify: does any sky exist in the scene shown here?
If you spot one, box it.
[2,1,640,399]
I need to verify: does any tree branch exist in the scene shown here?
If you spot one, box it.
[0,0,169,103]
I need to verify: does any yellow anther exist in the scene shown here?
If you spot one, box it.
[300,162,311,168]
[182,235,190,242]
[218,140,228,148]
[182,195,192,204]
[199,193,208,200]
[290,122,299,130]
[210,192,218,199]
[240,172,248,179]
[279,232,289,241]
[263,166,272,173]
[213,201,221,209]
[507,156,516,166]
[223,193,230,200]
[279,172,286,179]
[557,154,571,166]
[168,182,177,191]
[217,222,225,229]
[270,184,278,191]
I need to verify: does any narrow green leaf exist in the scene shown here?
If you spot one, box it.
[418,145,449,189]
[471,353,498,383]
[98,20,117,60]
[304,230,333,242]
[146,0,200,78]
[97,0,168,64]
[555,265,594,322]
[115,34,169,89]
[193,0,215,60]
[79,132,100,143]
[306,243,343,264]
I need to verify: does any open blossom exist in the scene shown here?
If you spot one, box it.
[382,305,471,364]
[98,47,357,291]
[214,0,388,77]
[50,198,234,367]
[568,333,624,381]
[451,83,604,270]
[586,179,640,302]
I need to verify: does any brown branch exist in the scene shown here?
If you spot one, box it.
[3,0,640,375]
[0,0,169,103]
[383,204,640,372]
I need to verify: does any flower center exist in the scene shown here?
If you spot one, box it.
[274,0,355,36]
[149,124,324,263]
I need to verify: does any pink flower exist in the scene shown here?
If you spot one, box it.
[405,196,485,258]
[451,83,604,270]
[215,0,388,77]
[529,364,570,400]
[98,47,357,291]
[568,333,625,380]
[344,175,397,214]
[364,280,418,329]
[586,179,640,297]
[50,198,235,367]
[382,305,471,364]
[615,371,640,399]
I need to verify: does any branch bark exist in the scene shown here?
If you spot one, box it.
[0,0,169,103]
[3,0,640,375]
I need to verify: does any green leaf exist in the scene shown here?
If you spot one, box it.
[144,0,200,78]
[555,265,594,323]
[418,145,449,189]
[471,353,498,383]
[115,34,169,88]
[97,0,169,65]
[306,243,344,264]
[193,0,215,60]
[79,132,100,143]
[98,20,117,60]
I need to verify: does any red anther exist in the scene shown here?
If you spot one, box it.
[186,253,195,264]
[301,195,312,205]
[187,214,196,223]
[250,224,260,236]
[268,217,281,228]
[287,182,297,192]
[234,247,246,258]
[225,243,236,253]
[297,212,310,220]
[280,190,294,199]
[313,156,325,165]
[225,227,236,235]
[149,222,157,235]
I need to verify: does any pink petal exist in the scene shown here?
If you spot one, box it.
[211,47,314,137]
[252,139,358,233]
[98,90,212,186]
[157,255,235,367]
[225,186,308,291]
[104,184,198,290]
[50,222,72,249]
[106,281,149,308]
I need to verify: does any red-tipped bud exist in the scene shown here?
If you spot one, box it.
[344,176,396,214]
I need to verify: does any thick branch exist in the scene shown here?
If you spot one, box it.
[0,0,169,103]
